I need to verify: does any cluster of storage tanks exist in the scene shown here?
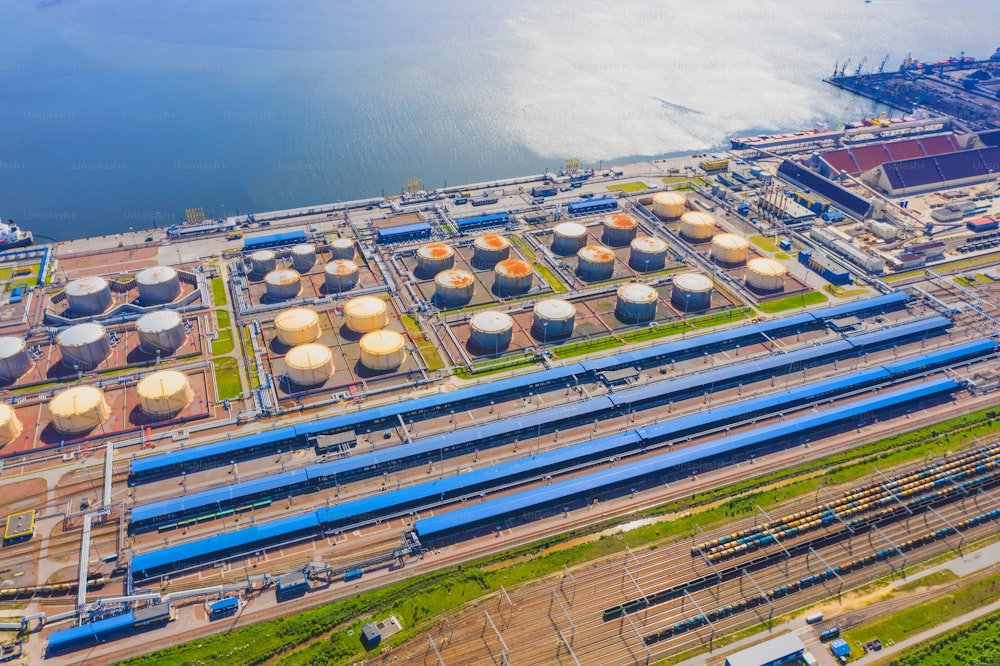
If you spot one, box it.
[551,216,669,278]
[0,367,198,443]
[466,298,579,352]
[249,239,361,301]
[414,237,537,306]
[63,266,184,316]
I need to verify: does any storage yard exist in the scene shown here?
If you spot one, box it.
[3,65,1000,663]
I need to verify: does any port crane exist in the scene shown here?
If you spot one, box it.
[838,58,851,79]
[876,54,889,75]
[854,56,868,77]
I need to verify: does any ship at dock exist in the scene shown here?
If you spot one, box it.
[0,220,33,250]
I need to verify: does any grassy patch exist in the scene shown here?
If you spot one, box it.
[123,404,1000,666]
[749,235,779,252]
[508,235,536,262]
[886,609,1000,666]
[843,571,1000,657]
[823,284,870,298]
[551,337,623,359]
[401,315,444,372]
[606,181,649,193]
[690,307,754,328]
[757,290,827,314]
[774,252,790,260]
[212,357,242,400]
[533,262,567,293]
[211,329,235,355]
[896,569,959,592]
[211,277,228,306]
[215,309,231,329]
[454,353,538,379]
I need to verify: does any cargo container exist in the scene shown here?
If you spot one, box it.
[344,569,364,582]
[806,612,824,624]
[819,626,841,642]
[967,217,998,233]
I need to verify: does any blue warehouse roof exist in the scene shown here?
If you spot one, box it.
[810,292,908,319]
[243,230,307,249]
[47,611,136,654]
[130,425,301,477]
[376,222,432,241]
[882,339,996,375]
[844,316,949,348]
[414,377,958,538]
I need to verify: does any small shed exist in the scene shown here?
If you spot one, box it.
[361,622,381,650]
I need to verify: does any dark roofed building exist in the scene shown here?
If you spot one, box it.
[871,146,1000,195]
[777,160,872,220]
[818,134,962,177]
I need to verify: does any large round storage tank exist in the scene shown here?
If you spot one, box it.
[136,370,194,418]
[58,323,110,370]
[469,311,514,352]
[264,269,302,301]
[679,212,716,241]
[629,236,669,271]
[671,272,714,312]
[434,269,475,305]
[65,276,112,316]
[136,266,180,305]
[0,403,23,445]
[344,296,389,333]
[329,238,356,260]
[250,250,277,274]
[551,222,588,256]
[291,243,317,271]
[602,213,639,247]
[0,337,32,383]
[417,243,456,276]
[136,310,186,355]
[285,343,335,386]
[616,283,659,323]
[532,299,576,340]
[359,330,406,371]
[577,245,616,281]
[49,385,110,435]
[710,233,750,265]
[473,235,511,267]
[652,191,686,219]
[493,259,533,296]
[274,307,321,346]
[323,260,360,292]
[746,257,787,292]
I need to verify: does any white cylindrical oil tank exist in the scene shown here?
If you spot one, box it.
[135,266,181,304]
[746,257,788,292]
[493,259,533,296]
[291,243,317,271]
[65,276,112,316]
[469,311,514,351]
[136,370,194,418]
[532,299,576,340]
[679,211,716,241]
[629,236,669,271]
[551,222,588,256]
[434,269,475,305]
[652,191,687,219]
[359,330,406,371]
[58,322,110,370]
[49,385,110,435]
[576,245,616,281]
[344,296,389,333]
[0,337,32,383]
[671,272,714,311]
[616,283,659,323]
[264,269,302,301]
[417,243,456,275]
[0,403,23,445]
[710,233,750,265]
[323,260,360,292]
[602,213,639,247]
[329,238,356,260]
[250,250,277,274]
[136,310,186,355]
[274,307,321,346]
[285,343,335,386]
[473,235,511,267]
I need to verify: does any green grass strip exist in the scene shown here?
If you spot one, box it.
[212,357,242,400]
[211,329,235,355]
[211,276,228,306]
[885,609,1000,666]
[757,290,827,314]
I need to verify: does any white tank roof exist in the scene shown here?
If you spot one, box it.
[57,322,106,346]
[275,307,319,331]
[474,235,510,250]
[136,370,190,400]
[285,343,333,370]
[136,309,183,333]
[712,233,750,250]
[653,191,686,204]
[265,269,300,286]
[554,222,587,237]
[618,283,658,303]
[534,299,576,320]
[345,296,387,317]
[331,238,354,249]
[251,250,276,261]
[292,243,316,254]
[469,311,514,334]
[136,266,178,285]
[50,385,106,418]
[747,257,788,276]
[631,236,668,252]
[360,330,405,354]
[65,276,108,296]
[0,337,25,358]
[325,259,359,275]
[417,243,455,260]
[681,211,715,226]
[577,245,615,262]
[674,273,714,292]
[434,269,475,288]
